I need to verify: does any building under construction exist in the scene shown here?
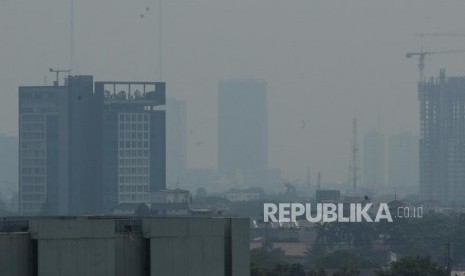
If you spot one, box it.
[419,69,465,206]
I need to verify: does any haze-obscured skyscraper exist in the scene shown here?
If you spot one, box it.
[97,81,166,211]
[419,69,465,205]
[363,130,385,190]
[19,76,166,215]
[388,132,419,194]
[218,79,268,187]
[166,98,187,188]
[19,76,98,215]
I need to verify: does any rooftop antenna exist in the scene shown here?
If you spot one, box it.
[158,0,163,81]
[140,1,162,81]
[70,0,76,73]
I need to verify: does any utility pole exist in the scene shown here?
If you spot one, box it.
[446,241,451,275]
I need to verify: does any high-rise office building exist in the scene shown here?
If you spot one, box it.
[19,76,97,215]
[0,134,18,190]
[388,132,419,194]
[218,79,268,182]
[19,76,166,215]
[363,130,385,190]
[97,81,166,211]
[419,69,465,205]
[166,98,187,188]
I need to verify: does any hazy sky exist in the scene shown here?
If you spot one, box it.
[2,0,465,182]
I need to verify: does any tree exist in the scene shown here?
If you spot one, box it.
[332,267,360,276]
[382,213,451,263]
[250,246,285,271]
[269,263,306,276]
[313,223,334,246]
[308,268,327,276]
[376,256,448,276]
[315,250,371,269]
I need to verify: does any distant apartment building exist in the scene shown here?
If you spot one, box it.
[363,130,385,190]
[19,76,166,215]
[166,98,187,188]
[388,132,419,194]
[218,79,268,187]
[419,69,465,205]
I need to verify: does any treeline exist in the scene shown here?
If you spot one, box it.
[251,211,465,275]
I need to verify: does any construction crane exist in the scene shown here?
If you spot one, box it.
[406,49,465,81]
[49,68,71,86]
[415,32,465,38]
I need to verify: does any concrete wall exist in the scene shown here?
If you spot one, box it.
[30,218,145,276]
[231,218,250,276]
[0,233,33,276]
[2,217,249,276]
[38,238,115,276]
[145,218,226,276]
[114,235,147,276]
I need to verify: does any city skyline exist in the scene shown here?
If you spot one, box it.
[3,2,465,275]
[3,0,461,182]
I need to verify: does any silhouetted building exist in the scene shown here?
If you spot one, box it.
[19,76,166,215]
[388,132,419,194]
[166,98,187,188]
[363,130,385,190]
[218,79,268,187]
[419,69,465,205]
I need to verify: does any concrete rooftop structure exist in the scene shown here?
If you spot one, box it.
[0,216,249,276]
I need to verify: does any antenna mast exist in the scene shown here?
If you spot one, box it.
[349,118,360,195]
[158,0,163,81]
[70,0,75,73]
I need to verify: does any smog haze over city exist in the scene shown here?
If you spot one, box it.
[6,1,465,275]
[2,0,465,183]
